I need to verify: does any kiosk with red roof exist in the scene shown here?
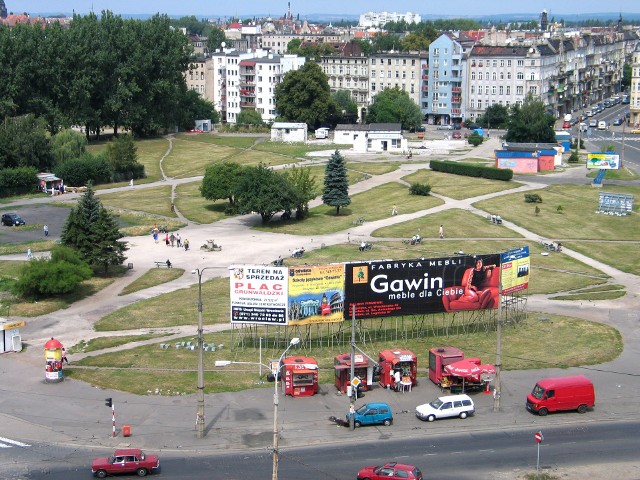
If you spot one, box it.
[282,356,318,397]
[378,349,417,390]
[333,353,375,393]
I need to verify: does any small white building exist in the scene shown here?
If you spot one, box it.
[271,122,308,143]
[0,318,25,353]
[335,123,407,153]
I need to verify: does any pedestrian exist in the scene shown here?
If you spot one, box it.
[153,231,159,244]
[184,239,190,251]
[393,369,401,392]
[170,233,175,247]
[44,224,49,237]
[391,205,397,216]
[171,202,175,212]
[129,179,134,188]
[165,233,170,246]
[27,248,33,260]
[439,224,444,239]
[176,233,182,248]
[61,347,69,364]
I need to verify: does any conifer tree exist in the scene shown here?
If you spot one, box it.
[322,150,351,215]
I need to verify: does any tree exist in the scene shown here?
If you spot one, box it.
[505,94,556,143]
[51,128,87,165]
[105,134,145,181]
[200,162,246,209]
[236,109,264,126]
[282,166,317,219]
[622,63,632,89]
[332,90,358,117]
[204,26,225,53]
[61,188,128,274]
[0,114,54,170]
[401,32,431,51]
[478,104,509,129]
[235,164,300,224]
[322,150,350,215]
[13,245,92,299]
[274,62,337,129]
[366,87,422,131]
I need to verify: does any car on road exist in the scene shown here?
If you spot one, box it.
[416,394,475,422]
[357,462,424,480]
[586,110,593,117]
[452,132,462,139]
[562,121,572,129]
[437,124,453,130]
[579,122,588,132]
[613,117,624,126]
[630,128,640,134]
[92,448,160,478]
[589,119,598,128]
[1,213,26,226]
[348,402,393,427]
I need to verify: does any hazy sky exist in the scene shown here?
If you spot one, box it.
[8,0,640,17]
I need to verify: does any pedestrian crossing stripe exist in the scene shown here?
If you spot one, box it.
[0,436,30,448]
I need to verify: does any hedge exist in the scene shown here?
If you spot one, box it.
[430,160,513,181]
[0,166,39,197]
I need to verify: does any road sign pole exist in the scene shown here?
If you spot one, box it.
[534,431,543,471]
[537,441,540,471]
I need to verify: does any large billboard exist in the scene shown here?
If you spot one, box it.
[344,254,501,319]
[500,246,530,294]
[230,265,288,325]
[586,153,620,170]
[288,264,345,325]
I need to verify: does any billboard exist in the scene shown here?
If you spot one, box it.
[230,265,288,325]
[344,254,501,319]
[288,264,345,325]
[586,153,620,170]
[500,246,530,294]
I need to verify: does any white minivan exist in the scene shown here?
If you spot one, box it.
[598,120,607,130]
[415,394,475,422]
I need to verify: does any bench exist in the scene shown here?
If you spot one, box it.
[154,261,172,268]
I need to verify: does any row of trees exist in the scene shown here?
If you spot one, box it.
[0,12,216,137]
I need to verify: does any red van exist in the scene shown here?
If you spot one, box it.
[526,375,595,416]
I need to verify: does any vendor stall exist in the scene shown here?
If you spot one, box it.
[443,358,495,393]
[282,356,318,397]
[378,349,417,391]
[334,353,375,393]
[428,346,464,386]
[0,318,25,353]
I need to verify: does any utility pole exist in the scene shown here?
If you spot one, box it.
[349,307,356,430]
[493,280,503,412]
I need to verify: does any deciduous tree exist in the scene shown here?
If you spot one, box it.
[505,94,555,143]
[366,87,422,131]
[200,162,246,209]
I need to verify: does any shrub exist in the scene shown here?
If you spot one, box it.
[534,205,540,216]
[568,150,580,163]
[468,132,483,146]
[430,160,513,181]
[556,205,564,213]
[54,153,112,187]
[524,193,543,203]
[409,182,431,196]
[0,166,39,197]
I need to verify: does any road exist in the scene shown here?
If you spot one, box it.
[4,420,639,479]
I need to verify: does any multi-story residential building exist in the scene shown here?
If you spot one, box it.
[261,33,345,55]
[630,43,640,126]
[358,12,421,28]
[320,43,369,121]
[369,52,426,116]
[425,33,468,126]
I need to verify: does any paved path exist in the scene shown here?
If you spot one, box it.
[1,134,639,462]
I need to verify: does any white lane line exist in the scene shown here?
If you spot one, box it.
[0,436,31,447]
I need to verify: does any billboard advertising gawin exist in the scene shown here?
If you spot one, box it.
[344,255,501,319]
[230,265,288,325]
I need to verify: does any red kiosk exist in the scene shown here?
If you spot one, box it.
[44,337,64,383]
[428,346,464,386]
[334,353,375,393]
[282,356,318,397]
[378,349,417,390]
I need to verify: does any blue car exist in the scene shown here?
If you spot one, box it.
[348,402,393,427]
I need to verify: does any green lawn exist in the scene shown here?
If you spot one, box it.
[163,139,239,178]
[119,268,185,296]
[404,169,523,200]
[99,186,175,218]
[174,181,229,224]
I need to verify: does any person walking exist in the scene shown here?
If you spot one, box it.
[176,233,182,248]
[153,231,159,244]
[170,233,175,247]
[165,233,170,247]
[27,248,33,260]
[183,239,190,251]
[439,224,444,239]
[129,179,134,188]
[43,224,49,237]
[61,347,69,364]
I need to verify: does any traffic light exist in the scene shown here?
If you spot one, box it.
[105,397,112,408]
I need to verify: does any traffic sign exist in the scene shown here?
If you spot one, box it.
[534,431,544,443]
[351,377,361,388]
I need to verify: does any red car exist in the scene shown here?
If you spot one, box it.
[357,462,424,480]
[452,132,462,139]
[92,448,160,478]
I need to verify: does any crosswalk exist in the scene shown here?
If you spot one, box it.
[0,436,30,448]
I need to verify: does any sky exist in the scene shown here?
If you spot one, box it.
[7,1,640,18]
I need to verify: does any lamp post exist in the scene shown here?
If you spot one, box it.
[191,267,215,439]
[272,337,299,480]
[215,337,300,480]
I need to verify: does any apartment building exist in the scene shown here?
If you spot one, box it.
[359,11,421,28]
[630,43,640,125]
[369,52,426,113]
[185,57,215,102]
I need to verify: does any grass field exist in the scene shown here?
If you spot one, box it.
[403,169,523,200]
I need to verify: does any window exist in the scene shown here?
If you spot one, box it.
[433,48,439,55]
[517,60,524,66]
[371,59,376,65]
[530,72,535,80]
[471,72,476,80]
[500,72,504,80]
[471,99,475,108]
[478,86,483,95]
[499,86,503,94]
[492,72,497,80]
[506,86,511,94]
[478,100,482,109]
[478,72,483,80]
[471,85,475,94]
[507,72,512,80]
[507,60,512,67]
[493,60,497,67]
[517,72,524,80]
[371,83,376,91]
[492,85,496,94]
[516,86,524,94]
[500,60,505,67]
[371,71,376,78]
[529,86,537,94]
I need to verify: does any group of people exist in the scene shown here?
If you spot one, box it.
[291,246,305,258]
[151,226,189,251]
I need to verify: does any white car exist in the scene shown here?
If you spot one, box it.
[415,394,475,422]
[437,124,453,130]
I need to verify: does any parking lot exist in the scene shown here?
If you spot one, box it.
[0,204,70,243]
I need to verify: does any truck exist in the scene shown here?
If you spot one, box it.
[526,375,595,416]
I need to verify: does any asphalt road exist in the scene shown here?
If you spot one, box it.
[6,420,640,479]
[0,203,70,243]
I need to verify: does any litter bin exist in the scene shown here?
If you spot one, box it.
[123,424,131,437]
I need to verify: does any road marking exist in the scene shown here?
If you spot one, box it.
[0,436,31,448]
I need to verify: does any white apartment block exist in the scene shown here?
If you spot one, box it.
[369,52,426,113]
[320,54,370,121]
[358,12,421,29]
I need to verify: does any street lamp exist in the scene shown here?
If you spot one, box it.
[215,336,300,480]
[191,267,215,439]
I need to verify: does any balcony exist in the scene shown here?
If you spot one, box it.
[451,108,462,115]
[239,89,255,96]
[422,75,429,80]
[422,86,429,91]
[452,87,462,93]
[240,101,256,108]
[452,97,461,104]
[239,80,255,87]
[422,64,428,69]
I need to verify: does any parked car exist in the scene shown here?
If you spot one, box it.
[562,121,571,129]
[631,128,640,134]
[526,375,595,416]
[452,132,462,139]
[357,462,424,480]
[92,448,160,478]
[586,110,593,117]
[452,124,462,130]
[1,213,26,226]
[437,124,453,130]
[613,117,624,126]
[348,402,393,427]
[415,394,475,422]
